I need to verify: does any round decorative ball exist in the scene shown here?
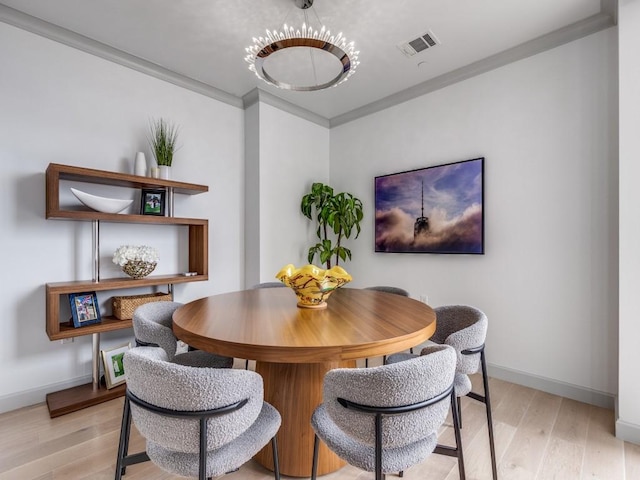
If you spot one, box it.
[122,260,157,279]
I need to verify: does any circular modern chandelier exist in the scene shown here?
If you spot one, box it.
[244,0,360,91]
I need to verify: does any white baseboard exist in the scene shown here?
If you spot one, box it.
[488,363,615,409]
[616,418,640,444]
[0,374,92,415]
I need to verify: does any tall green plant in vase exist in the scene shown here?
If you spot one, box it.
[301,182,364,269]
[149,118,179,179]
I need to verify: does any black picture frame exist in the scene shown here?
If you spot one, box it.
[69,291,101,328]
[374,157,484,254]
[140,188,166,216]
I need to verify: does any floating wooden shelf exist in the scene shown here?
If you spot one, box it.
[44,163,210,416]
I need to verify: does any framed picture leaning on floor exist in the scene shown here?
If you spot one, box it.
[101,342,131,389]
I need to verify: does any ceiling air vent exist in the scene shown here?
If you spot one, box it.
[397,30,440,58]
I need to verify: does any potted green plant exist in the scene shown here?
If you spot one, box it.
[149,118,179,179]
[301,182,364,269]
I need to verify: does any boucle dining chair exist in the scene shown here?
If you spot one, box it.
[310,344,465,480]
[363,285,410,366]
[132,301,233,368]
[251,282,285,288]
[386,304,497,480]
[364,285,410,297]
[115,346,282,480]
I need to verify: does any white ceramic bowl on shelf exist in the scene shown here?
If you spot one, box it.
[70,187,133,214]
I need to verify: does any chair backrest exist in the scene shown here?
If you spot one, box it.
[322,344,455,448]
[132,301,183,359]
[364,286,409,297]
[431,305,488,374]
[251,282,285,289]
[124,346,264,453]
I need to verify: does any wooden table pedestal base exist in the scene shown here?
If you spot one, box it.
[254,360,356,477]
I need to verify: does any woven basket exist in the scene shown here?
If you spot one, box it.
[112,292,173,320]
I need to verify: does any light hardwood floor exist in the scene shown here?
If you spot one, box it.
[1,363,638,480]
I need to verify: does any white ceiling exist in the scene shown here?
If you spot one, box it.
[0,0,612,121]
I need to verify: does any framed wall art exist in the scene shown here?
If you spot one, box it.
[140,188,166,216]
[374,157,484,254]
[68,291,101,328]
[101,342,131,389]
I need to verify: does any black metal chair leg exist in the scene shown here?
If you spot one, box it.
[451,391,466,480]
[311,434,320,480]
[479,350,498,480]
[199,417,207,480]
[115,397,132,480]
[457,392,463,429]
[271,436,281,480]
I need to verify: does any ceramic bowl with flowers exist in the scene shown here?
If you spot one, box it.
[113,245,159,279]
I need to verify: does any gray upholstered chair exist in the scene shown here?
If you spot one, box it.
[132,301,233,368]
[363,285,410,366]
[115,346,281,480]
[386,304,497,480]
[364,285,410,297]
[311,344,464,480]
[251,282,285,288]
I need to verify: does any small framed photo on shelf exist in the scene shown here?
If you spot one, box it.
[68,291,101,328]
[101,342,131,389]
[140,188,166,216]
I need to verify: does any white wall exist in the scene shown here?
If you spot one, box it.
[245,101,329,286]
[0,23,244,411]
[617,0,640,443]
[330,29,618,402]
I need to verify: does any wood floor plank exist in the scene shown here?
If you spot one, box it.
[625,441,640,480]
[536,437,584,480]
[549,397,590,446]
[582,405,625,479]
[497,390,561,480]
[492,383,537,429]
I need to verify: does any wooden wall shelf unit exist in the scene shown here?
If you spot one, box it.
[44,163,209,417]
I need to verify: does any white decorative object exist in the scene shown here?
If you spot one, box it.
[134,152,147,176]
[158,165,170,179]
[113,245,159,279]
[70,188,133,214]
[150,167,160,178]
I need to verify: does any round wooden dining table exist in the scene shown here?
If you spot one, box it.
[172,287,436,477]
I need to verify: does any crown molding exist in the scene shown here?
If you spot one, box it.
[1,4,615,128]
[330,12,616,128]
[242,88,330,128]
[0,4,243,109]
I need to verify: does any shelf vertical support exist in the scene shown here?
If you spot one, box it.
[92,333,101,388]
[92,220,100,283]
[91,219,101,388]
[167,187,175,217]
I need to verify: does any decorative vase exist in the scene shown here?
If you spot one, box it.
[158,165,170,180]
[275,264,352,309]
[122,260,157,279]
[134,152,147,176]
